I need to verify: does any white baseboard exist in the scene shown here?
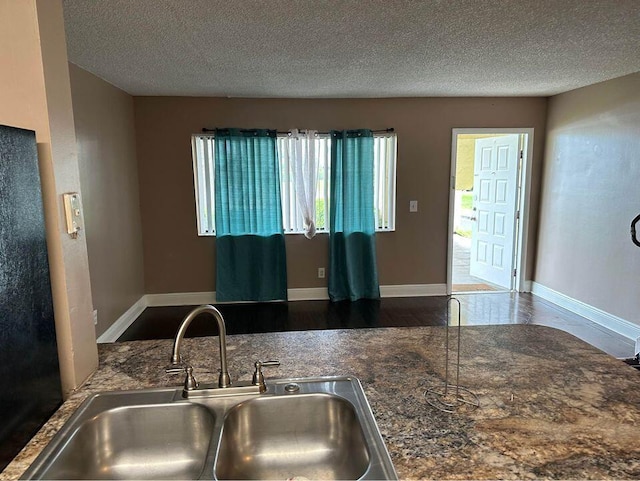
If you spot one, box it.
[97,296,148,343]
[288,288,328,301]
[145,289,325,304]
[531,282,640,342]
[521,280,533,293]
[146,291,216,307]
[289,284,448,300]
[380,283,447,297]
[144,284,447,305]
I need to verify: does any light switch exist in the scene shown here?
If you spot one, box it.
[409,200,418,212]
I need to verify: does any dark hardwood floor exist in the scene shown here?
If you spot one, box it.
[117,293,634,359]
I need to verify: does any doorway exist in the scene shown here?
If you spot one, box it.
[448,129,533,295]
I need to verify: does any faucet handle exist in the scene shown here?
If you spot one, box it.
[252,360,280,392]
[183,365,198,391]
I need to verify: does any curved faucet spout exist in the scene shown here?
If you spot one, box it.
[170,305,231,388]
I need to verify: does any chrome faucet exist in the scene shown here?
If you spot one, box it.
[168,304,280,398]
[170,304,231,388]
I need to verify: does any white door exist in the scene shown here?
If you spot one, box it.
[469,135,520,289]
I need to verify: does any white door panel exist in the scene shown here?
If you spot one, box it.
[470,135,519,288]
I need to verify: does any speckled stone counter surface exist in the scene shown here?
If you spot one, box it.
[3,325,640,480]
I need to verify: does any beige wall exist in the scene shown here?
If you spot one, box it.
[536,72,640,325]
[0,0,97,395]
[68,64,145,337]
[134,97,547,294]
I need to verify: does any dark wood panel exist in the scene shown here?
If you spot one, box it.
[0,125,62,470]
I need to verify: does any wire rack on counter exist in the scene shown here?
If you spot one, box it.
[424,296,479,414]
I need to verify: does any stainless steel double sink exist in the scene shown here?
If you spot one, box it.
[22,376,397,480]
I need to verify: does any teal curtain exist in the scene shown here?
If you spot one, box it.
[214,128,287,302]
[329,130,380,301]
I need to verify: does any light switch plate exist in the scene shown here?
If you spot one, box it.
[63,192,83,237]
[409,200,418,212]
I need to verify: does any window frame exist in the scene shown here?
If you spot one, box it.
[191,132,397,236]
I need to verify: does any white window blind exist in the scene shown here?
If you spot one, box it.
[192,135,216,235]
[373,133,397,231]
[192,132,397,236]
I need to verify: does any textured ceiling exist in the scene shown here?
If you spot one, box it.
[62,0,640,97]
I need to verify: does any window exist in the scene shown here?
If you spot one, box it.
[277,133,331,234]
[192,132,397,236]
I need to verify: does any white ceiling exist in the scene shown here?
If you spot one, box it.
[62,0,640,98]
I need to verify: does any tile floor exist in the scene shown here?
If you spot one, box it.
[118,293,635,360]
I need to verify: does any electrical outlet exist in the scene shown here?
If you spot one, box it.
[409,200,418,212]
[318,267,325,279]
[92,309,98,325]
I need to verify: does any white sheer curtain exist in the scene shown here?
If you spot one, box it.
[287,129,319,238]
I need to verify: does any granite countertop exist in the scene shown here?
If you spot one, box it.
[3,324,640,480]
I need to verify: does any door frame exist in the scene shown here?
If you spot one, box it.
[447,128,534,295]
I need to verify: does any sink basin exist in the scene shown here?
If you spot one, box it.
[22,377,397,480]
[215,393,369,480]
[31,403,215,480]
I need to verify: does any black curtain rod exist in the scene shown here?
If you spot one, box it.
[201,127,395,134]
